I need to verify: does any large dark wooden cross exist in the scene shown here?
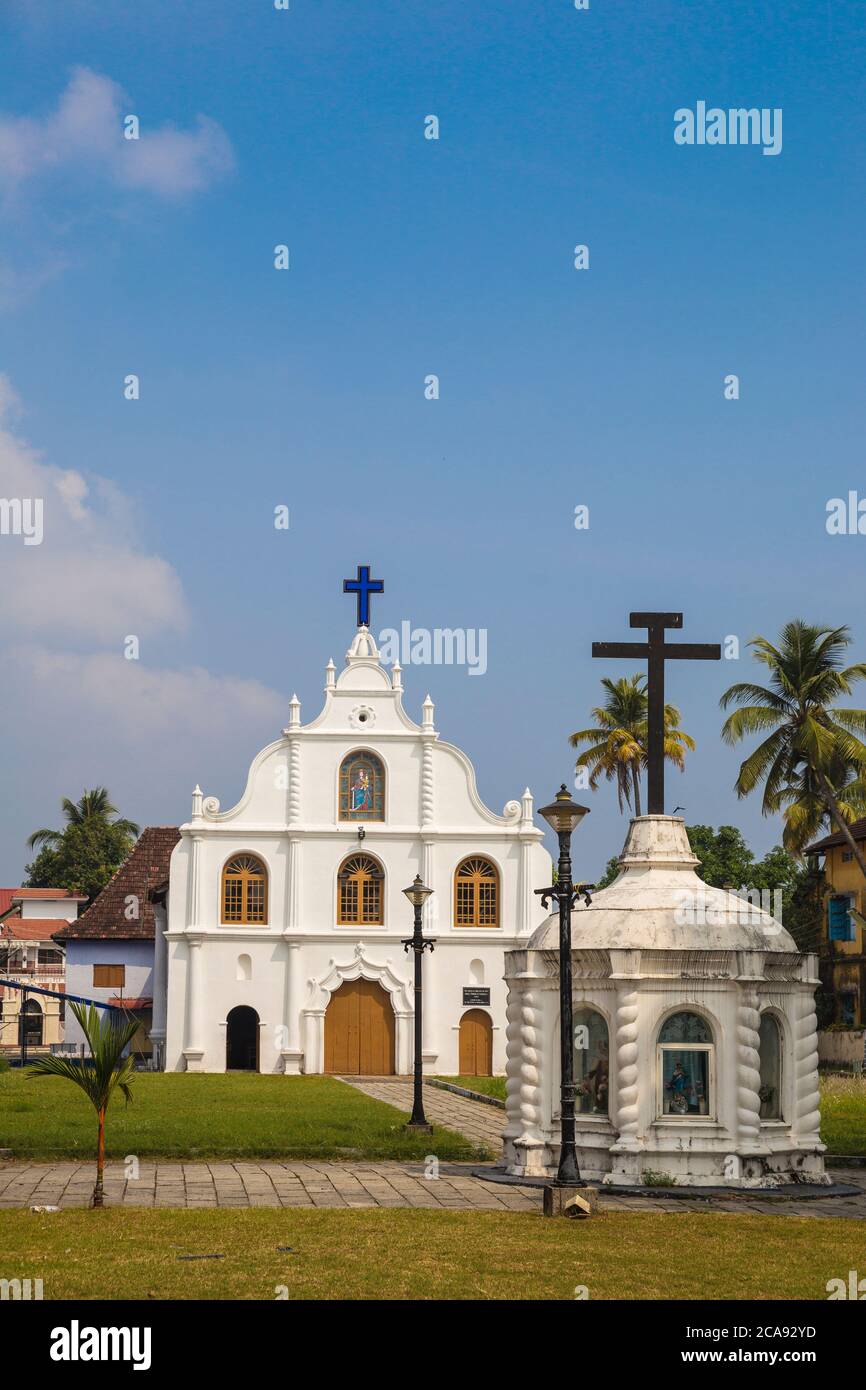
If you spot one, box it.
[591,613,721,815]
[343,565,384,628]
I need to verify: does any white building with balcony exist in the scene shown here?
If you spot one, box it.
[0,889,84,1052]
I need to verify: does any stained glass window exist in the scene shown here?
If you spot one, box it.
[221,854,268,925]
[659,1011,712,1044]
[454,857,499,928]
[338,752,385,821]
[337,854,384,925]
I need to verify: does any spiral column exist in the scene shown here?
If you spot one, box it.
[795,989,821,1142]
[505,984,546,1173]
[736,986,762,1146]
[614,987,640,1143]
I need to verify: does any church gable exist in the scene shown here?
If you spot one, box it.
[187,625,530,835]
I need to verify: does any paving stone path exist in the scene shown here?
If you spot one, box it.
[1,1080,864,1216]
[342,1076,505,1151]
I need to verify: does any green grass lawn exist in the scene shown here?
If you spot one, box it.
[2,1070,863,1162]
[0,1072,487,1162]
[436,1075,506,1102]
[0,1206,862,1300]
[819,1073,866,1154]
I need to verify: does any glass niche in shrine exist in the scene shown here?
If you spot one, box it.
[656,1011,714,1119]
[573,1007,610,1116]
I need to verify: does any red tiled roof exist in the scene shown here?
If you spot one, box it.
[805,818,866,854]
[108,997,153,1010]
[0,889,18,917]
[4,919,70,942]
[12,889,88,902]
[54,828,180,941]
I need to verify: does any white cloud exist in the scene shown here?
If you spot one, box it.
[0,381,287,878]
[11,646,284,743]
[119,115,234,198]
[0,377,188,642]
[0,67,234,198]
[2,646,286,880]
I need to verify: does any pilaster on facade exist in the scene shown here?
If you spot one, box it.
[280,938,304,1074]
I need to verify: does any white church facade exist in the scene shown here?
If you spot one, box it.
[157,626,551,1076]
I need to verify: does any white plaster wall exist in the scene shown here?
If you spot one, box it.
[19,899,79,922]
[65,941,154,1049]
[164,931,514,1074]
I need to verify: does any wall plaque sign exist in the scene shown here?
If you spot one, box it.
[462,987,491,1006]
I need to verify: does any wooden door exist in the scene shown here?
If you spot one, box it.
[458,1009,493,1076]
[324,979,395,1075]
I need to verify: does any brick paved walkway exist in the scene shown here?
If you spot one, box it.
[1,1159,864,1215]
[0,1159,540,1211]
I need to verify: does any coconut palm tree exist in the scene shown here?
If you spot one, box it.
[27,788,139,851]
[769,758,866,858]
[28,1002,139,1208]
[720,621,866,880]
[569,674,695,815]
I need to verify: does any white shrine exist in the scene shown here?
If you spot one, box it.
[503,814,827,1188]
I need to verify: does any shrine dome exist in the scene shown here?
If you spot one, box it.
[528,816,799,954]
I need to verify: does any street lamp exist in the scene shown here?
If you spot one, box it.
[402,874,435,1131]
[537,785,593,1186]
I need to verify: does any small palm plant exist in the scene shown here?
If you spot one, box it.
[29,1001,140,1208]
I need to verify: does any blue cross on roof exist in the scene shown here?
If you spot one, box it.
[343,565,384,628]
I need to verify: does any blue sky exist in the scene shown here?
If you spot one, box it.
[0,0,864,882]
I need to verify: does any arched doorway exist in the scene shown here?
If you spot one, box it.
[226,1005,259,1071]
[20,999,43,1049]
[324,979,395,1075]
[459,1009,493,1076]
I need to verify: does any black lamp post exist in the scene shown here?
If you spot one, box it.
[537,785,592,1186]
[402,874,435,1131]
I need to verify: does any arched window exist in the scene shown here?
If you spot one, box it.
[339,751,385,821]
[574,1007,609,1115]
[759,1013,783,1120]
[237,953,252,982]
[337,854,384,925]
[20,998,43,1048]
[454,857,499,928]
[657,1011,714,1120]
[221,854,268,925]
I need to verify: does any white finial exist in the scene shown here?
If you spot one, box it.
[392,660,403,692]
[287,693,301,729]
[346,626,380,663]
[325,658,336,691]
[422,694,435,729]
[191,785,203,818]
[521,787,534,824]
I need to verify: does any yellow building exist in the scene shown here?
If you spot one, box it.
[807,821,866,1027]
